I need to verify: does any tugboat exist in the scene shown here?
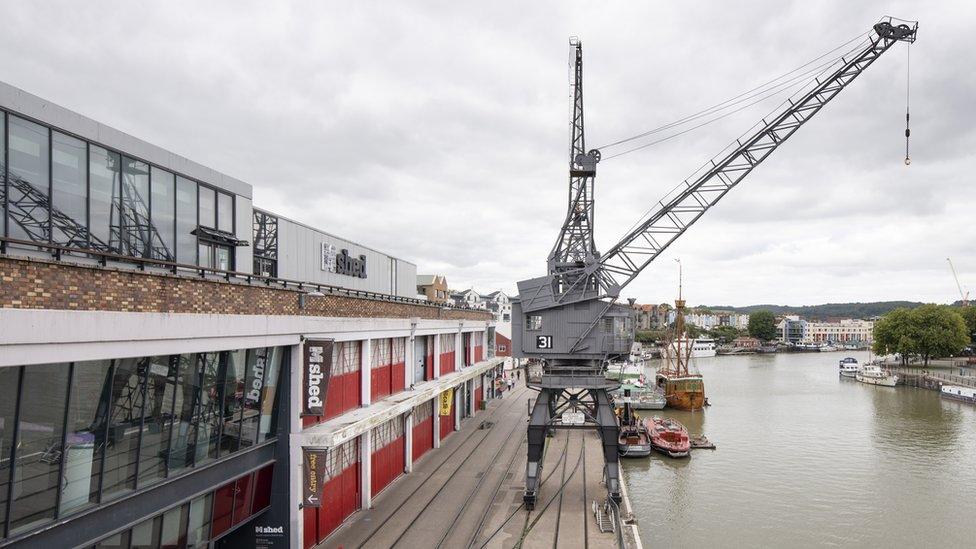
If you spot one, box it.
[838,357,860,378]
[656,263,706,411]
[616,404,652,458]
[647,416,691,458]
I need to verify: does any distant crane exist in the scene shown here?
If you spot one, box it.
[947,257,970,306]
[513,17,917,508]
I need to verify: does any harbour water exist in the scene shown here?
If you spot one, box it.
[624,351,976,548]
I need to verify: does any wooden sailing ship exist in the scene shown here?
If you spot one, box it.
[656,264,706,411]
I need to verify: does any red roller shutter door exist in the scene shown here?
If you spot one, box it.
[440,334,456,375]
[370,338,393,401]
[370,418,405,497]
[390,338,406,395]
[412,400,434,461]
[439,390,455,440]
[303,341,362,428]
[425,336,435,380]
[474,331,484,362]
[308,437,361,547]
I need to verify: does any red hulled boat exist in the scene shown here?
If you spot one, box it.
[647,416,690,458]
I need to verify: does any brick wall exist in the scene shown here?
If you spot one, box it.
[0,256,492,321]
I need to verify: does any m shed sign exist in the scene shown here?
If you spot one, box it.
[303,339,334,416]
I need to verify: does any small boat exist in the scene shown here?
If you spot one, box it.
[818,344,839,352]
[838,357,859,378]
[647,416,690,458]
[615,382,667,410]
[855,364,899,387]
[617,405,652,457]
[940,385,976,404]
[670,336,717,358]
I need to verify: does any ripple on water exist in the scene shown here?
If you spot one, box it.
[624,352,976,548]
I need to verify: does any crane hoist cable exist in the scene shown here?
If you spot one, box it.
[594,31,871,152]
[904,42,912,165]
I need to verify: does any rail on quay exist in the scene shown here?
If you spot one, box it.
[319,383,643,549]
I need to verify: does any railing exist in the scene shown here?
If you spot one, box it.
[889,365,976,389]
[0,236,485,313]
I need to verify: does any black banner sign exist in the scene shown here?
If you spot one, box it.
[302,447,327,508]
[303,339,334,416]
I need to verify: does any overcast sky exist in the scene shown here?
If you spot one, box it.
[3,1,973,306]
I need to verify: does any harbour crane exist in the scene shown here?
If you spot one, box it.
[947,258,970,306]
[513,17,918,508]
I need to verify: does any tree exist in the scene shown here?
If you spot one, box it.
[748,310,777,341]
[710,324,745,344]
[635,329,668,343]
[909,305,970,365]
[685,323,703,339]
[958,306,976,340]
[873,305,971,365]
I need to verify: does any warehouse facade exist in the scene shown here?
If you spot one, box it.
[0,81,501,548]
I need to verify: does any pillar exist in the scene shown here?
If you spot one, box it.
[433,333,441,379]
[456,331,462,370]
[406,335,415,389]
[454,387,461,431]
[404,412,414,473]
[288,344,303,549]
[432,396,441,449]
[361,429,372,509]
[361,339,372,407]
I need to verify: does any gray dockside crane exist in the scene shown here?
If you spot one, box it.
[513,18,917,509]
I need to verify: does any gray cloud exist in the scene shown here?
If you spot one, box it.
[1,0,971,307]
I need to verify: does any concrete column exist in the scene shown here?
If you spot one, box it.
[433,333,441,379]
[361,339,371,407]
[432,396,441,449]
[404,412,413,473]
[406,336,415,389]
[456,332,462,370]
[454,387,461,431]
[288,343,303,549]
[361,429,372,509]
[468,380,475,417]
[469,332,475,366]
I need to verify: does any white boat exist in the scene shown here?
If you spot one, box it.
[940,385,976,404]
[855,364,898,387]
[818,344,839,352]
[838,357,859,378]
[670,337,717,358]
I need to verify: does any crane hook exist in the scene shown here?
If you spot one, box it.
[904,43,911,166]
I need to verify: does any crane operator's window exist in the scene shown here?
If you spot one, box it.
[527,315,543,330]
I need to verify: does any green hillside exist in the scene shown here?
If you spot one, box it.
[697,301,926,320]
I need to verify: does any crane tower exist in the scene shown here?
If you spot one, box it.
[512,18,917,508]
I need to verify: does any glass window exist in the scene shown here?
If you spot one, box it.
[175,177,197,264]
[89,145,120,251]
[194,353,223,466]
[258,347,283,442]
[102,358,145,499]
[130,514,162,549]
[216,245,231,271]
[527,315,542,330]
[211,480,235,538]
[240,348,269,449]
[8,363,70,535]
[51,132,87,246]
[160,502,189,549]
[0,114,5,238]
[151,167,175,261]
[217,192,233,233]
[219,350,246,455]
[198,186,215,229]
[60,359,112,516]
[185,493,212,548]
[168,354,200,474]
[198,242,212,269]
[0,366,20,533]
[119,158,150,258]
[7,116,50,243]
[138,355,175,487]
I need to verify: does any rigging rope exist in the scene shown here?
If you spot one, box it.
[904,42,911,165]
[594,31,871,152]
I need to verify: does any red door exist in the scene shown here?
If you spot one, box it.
[391,338,406,395]
[303,342,363,428]
[311,438,361,546]
[371,338,393,401]
[412,401,434,461]
[370,418,405,497]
